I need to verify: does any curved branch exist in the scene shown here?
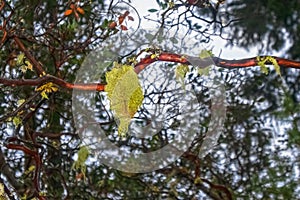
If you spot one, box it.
[134,52,300,73]
[5,137,44,199]
[0,74,106,91]
[1,52,300,92]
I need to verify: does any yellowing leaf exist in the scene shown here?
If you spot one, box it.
[0,183,5,196]
[257,56,281,76]
[257,56,269,75]
[36,82,58,99]
[25,60,33,71]
[261,64,269,75]
[16,53,25,65]
[150,54,158,59]
[17,99,25,106]
[40,91,49,99]
[194,177,202,184]
[20,194,27,200]
[268,56,281,76]
[168,1,175,8]
[20,65,27,73]
[13,116,22,126]
[24,165,35,175]
[16,53,33,73]
[0,183,7,200]
[105,64,144,136]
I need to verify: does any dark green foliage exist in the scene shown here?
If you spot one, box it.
[225,0,300,59]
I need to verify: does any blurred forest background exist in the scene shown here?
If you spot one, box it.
[0,0,300,199]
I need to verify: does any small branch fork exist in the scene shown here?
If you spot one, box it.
[4,136,46,199]
[4,132,76,199]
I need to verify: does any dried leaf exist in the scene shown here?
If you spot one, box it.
[124,11,130,17]
[76,7,85,15]
[109,21,117,29]
[70,4,75,9]
[127,15,134,21]
[64,9,73,16]
[120,25,128,31]
[118,16,125,24]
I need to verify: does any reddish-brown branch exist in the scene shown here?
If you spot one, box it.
[0,74,105,91]
[1,52,300,92]
[214,56,300,69]
[5,137,42,198]
[134,52,300,73]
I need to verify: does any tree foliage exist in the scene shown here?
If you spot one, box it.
[0,0,300,199]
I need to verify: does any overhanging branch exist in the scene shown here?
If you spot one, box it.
[1,52,300,91]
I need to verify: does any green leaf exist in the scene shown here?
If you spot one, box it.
[148,9,158,12]
[199,49,213,59]
[145,33,155,41]
[77,146,89,162]
[175,64,189,90]
[198,49,213,76]
[16,53,25,65]
[198,66,211,76]
[72,146,89,179]
[17,99,25,106]
[13,116,22,127]
[170,37,178,44]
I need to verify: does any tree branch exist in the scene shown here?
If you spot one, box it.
[1,52,300,92]
[5,137,44,199]
[0,74,105,91]
[134,52,300,73]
